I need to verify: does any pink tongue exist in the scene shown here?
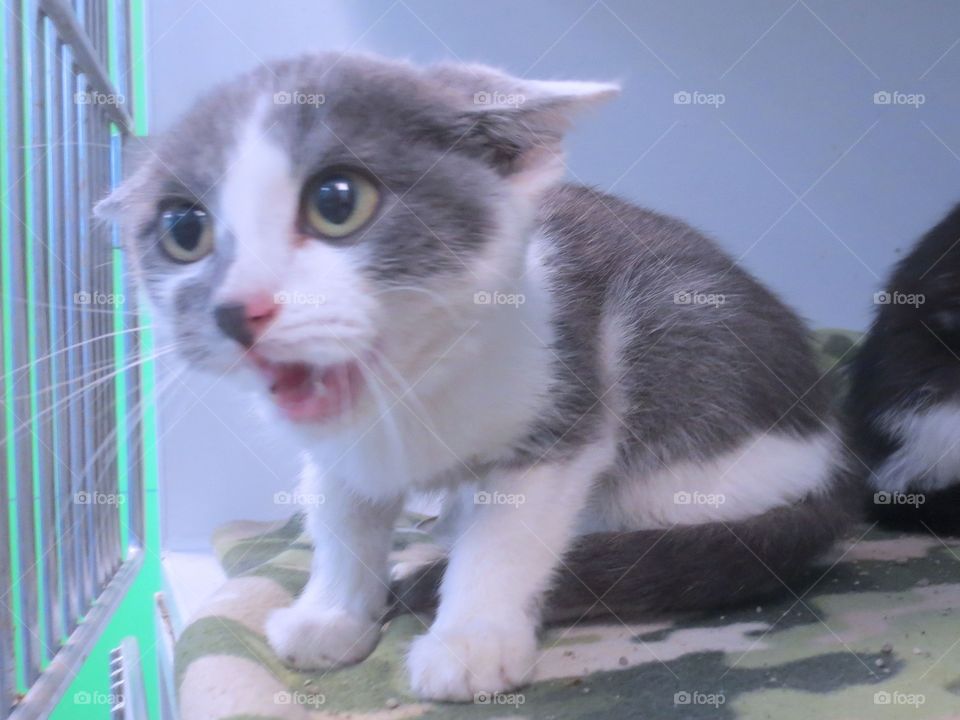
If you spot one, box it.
[269,363,315,401]
[262,360,359,422]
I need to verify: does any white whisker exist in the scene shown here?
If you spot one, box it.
[71,362,185,493]
[19,342,179,401]
[0,323,155,384]
[2,346,179,446]
[8,295,150,317]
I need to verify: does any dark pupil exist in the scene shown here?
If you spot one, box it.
[162,207,206,251]
[313,177,355,224]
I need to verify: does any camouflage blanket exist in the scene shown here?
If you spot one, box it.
[175,514,960,720]
[174,330,960,719]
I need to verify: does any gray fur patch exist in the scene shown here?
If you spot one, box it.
[507,185,832,468]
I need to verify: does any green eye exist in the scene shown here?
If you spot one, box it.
[303,171,379,239]
[159,203,213,262]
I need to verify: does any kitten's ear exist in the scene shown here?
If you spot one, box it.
[94,175,137,222]
[93,135,158,223]
[429,63,619,181]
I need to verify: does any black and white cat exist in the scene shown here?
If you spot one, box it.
[97,53,853,701]
[847,203,960,534]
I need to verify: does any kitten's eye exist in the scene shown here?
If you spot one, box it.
[159,203,213,262]
[303,171,379,239]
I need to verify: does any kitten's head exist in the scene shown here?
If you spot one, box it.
[98,53,616,427]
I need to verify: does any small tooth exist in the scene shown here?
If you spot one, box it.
[311,369,328,396]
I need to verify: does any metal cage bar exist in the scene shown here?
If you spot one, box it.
[1,1,145,718]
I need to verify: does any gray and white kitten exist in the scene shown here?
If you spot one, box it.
[98,53,852,701]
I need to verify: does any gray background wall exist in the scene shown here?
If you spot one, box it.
[143,0,960,549]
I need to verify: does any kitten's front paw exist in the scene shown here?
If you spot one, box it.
[407,619,537,701]
[266,604,380,670]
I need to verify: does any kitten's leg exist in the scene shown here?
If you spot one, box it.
[407,442,614,701]
[266,467,402,669]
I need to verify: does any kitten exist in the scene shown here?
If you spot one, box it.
[97,53,853,701]
[847,203,960,534]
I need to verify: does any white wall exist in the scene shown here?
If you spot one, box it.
[144,0,960,549]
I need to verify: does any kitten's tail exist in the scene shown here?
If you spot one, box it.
[387,477,857,624]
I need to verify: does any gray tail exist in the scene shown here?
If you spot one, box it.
[388,478,858,625]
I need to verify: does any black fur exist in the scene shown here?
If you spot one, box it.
[846,203,960,534]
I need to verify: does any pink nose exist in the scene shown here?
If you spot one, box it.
[244,294,278,334]
[213,295,277,347]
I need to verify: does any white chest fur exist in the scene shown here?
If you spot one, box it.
[301,238,556,500]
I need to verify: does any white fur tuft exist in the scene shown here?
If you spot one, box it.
[874,403,960,492]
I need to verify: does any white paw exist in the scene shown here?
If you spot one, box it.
[265,604,381,670]
[407,618,538,701]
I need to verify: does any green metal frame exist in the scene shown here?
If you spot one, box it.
[0,0,26,696]
[2,0,160,717]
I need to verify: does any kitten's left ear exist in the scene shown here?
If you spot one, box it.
[429,63,619,182]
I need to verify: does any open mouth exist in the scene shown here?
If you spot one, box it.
[249,355,365,423]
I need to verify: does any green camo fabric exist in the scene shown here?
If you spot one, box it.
[174,330,960,719]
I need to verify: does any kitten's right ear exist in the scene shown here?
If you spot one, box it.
[94,176,136,222]
[94,135,157,223]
